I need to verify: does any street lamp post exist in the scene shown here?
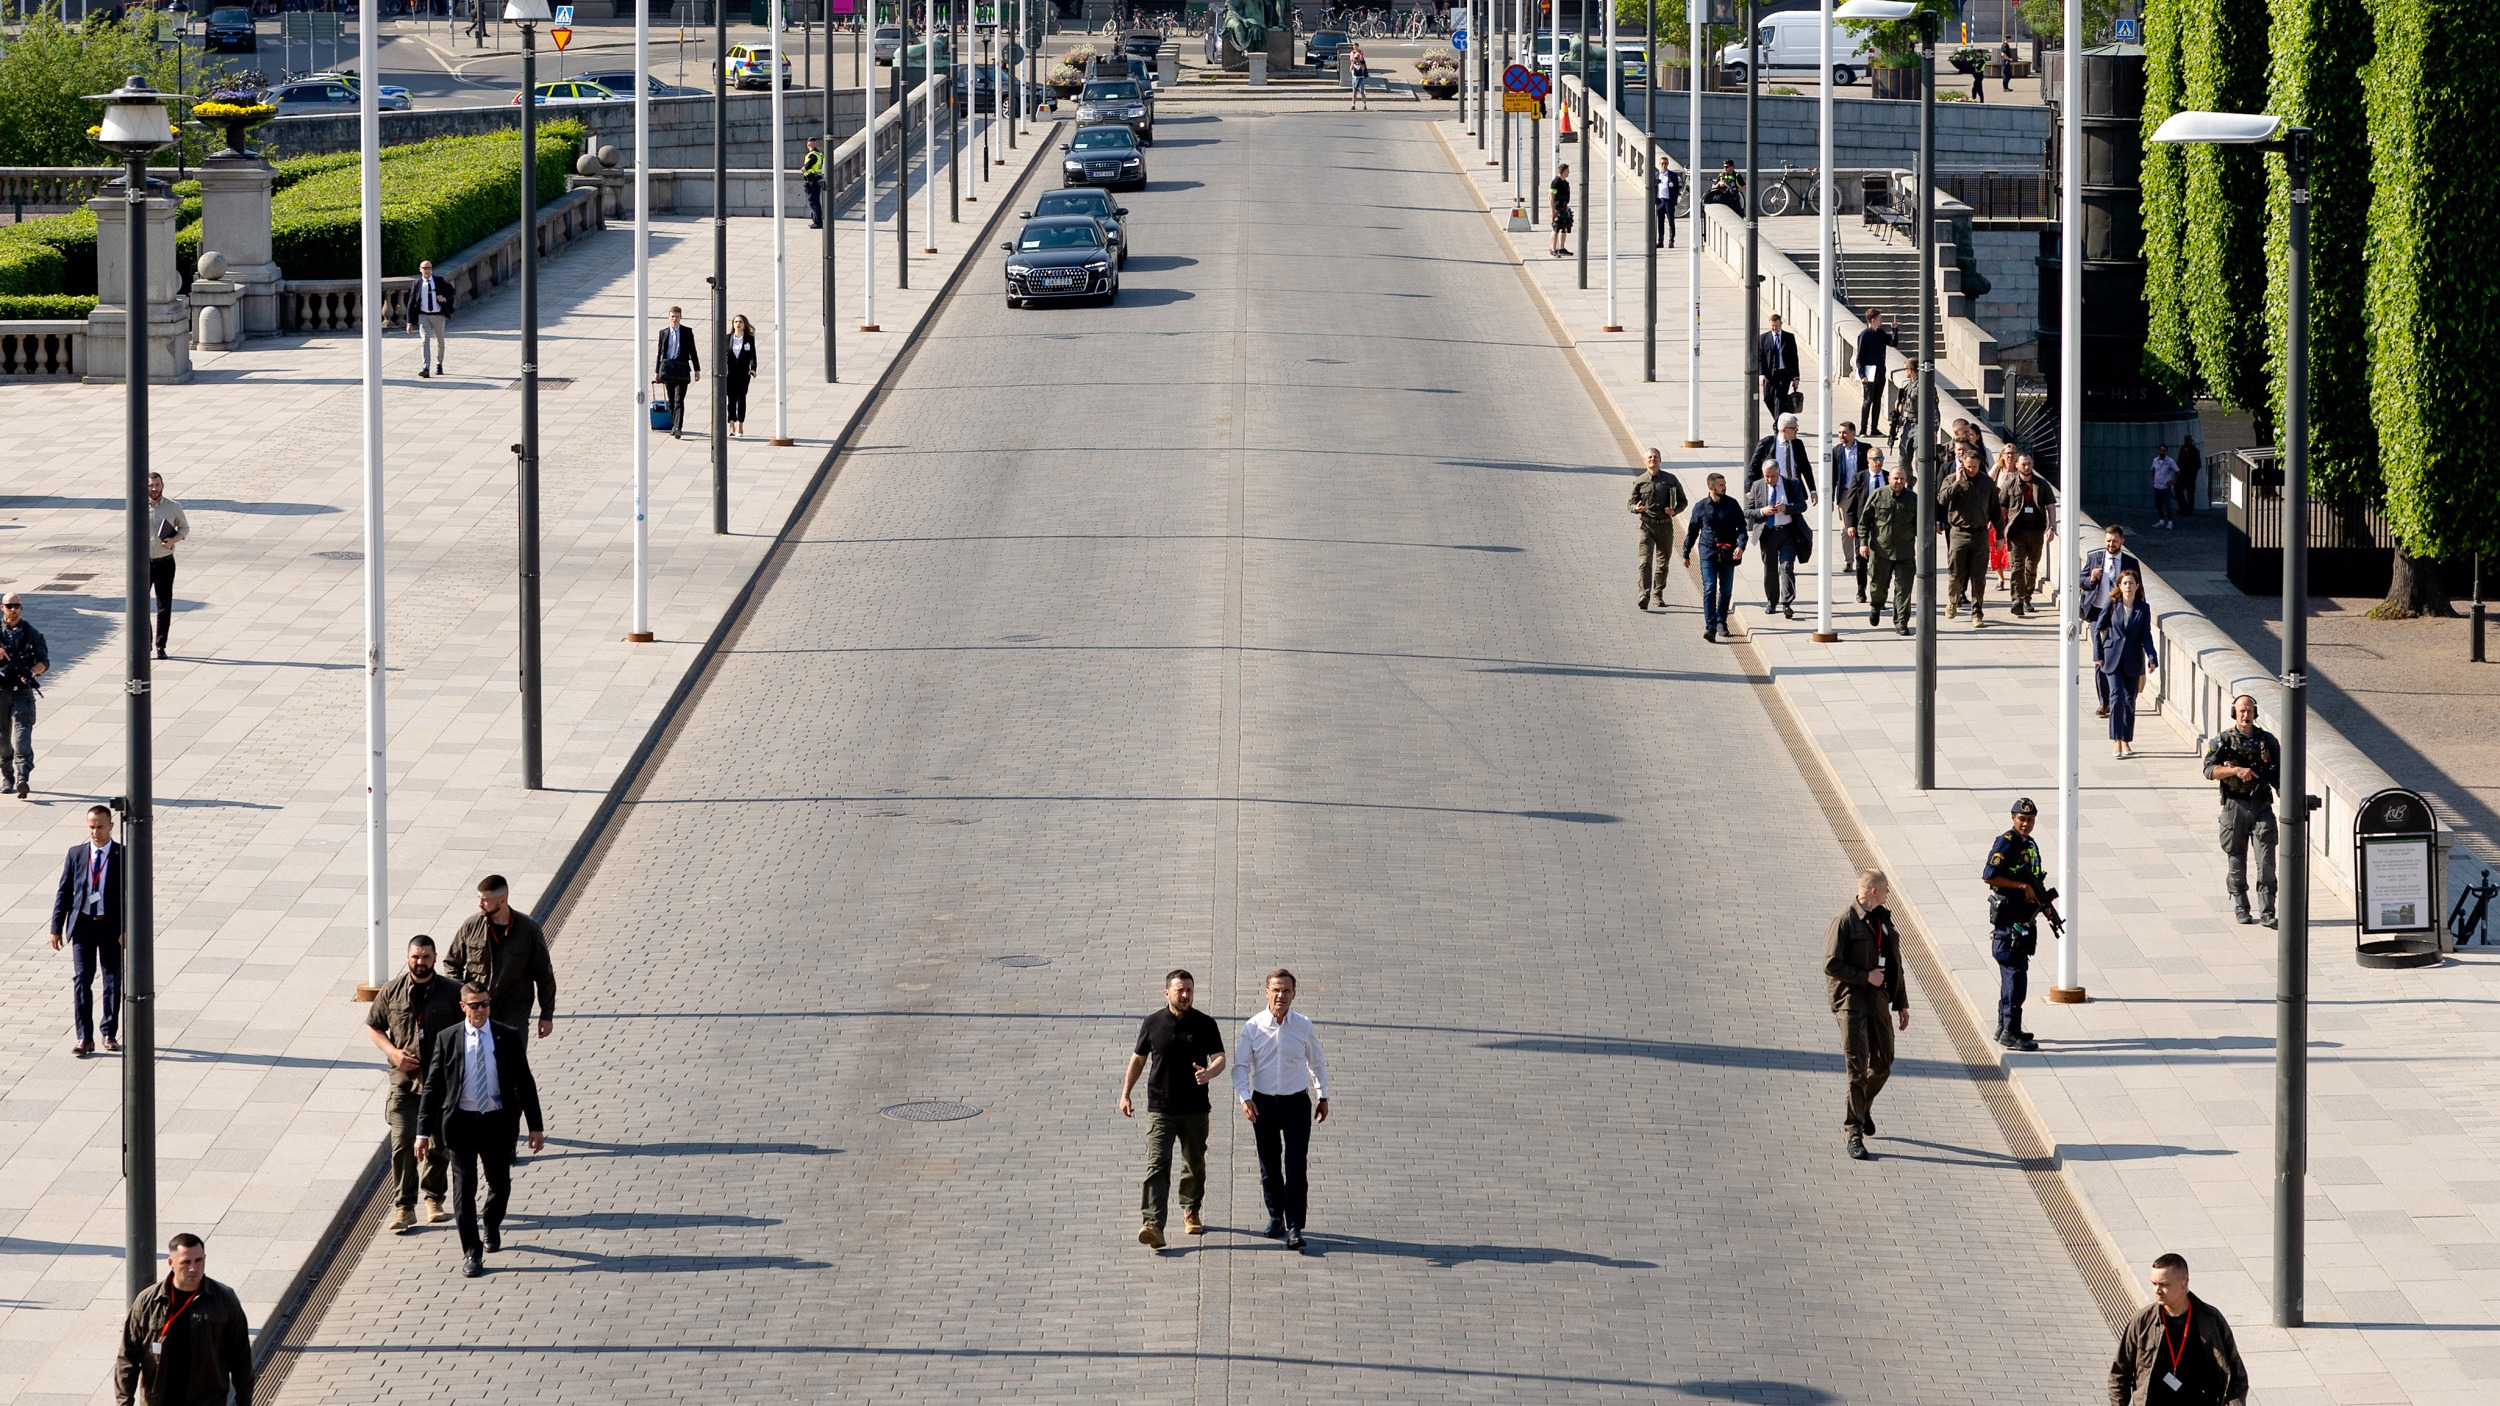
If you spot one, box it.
[1642,0,1655,380]
[2152,108,2314,1331]
[711,0,730,533]
[633,0,655,636]
[771,0,792,447]
[824,10,839,383]
[1682,0,1699,447]
[1809,0,1833,642]
[1601,0,1618,331]
[1741,0,1759,456]
[87,73,178,1310]
[1838,0,1933,786]
[507,0,550,790]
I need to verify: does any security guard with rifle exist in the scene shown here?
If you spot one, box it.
[1983,797,2062,1051]
[2201,693,2280,928]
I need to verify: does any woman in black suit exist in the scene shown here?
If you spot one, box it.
[723,314,759,437]
[2093,569,2160,758]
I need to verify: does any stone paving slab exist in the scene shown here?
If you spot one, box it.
[1438,114,2500,1405]
[0,124,1053,1406]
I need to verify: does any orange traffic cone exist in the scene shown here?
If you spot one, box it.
[1560,103,1575,143]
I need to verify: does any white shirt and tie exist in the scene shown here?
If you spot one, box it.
[85,843,110,917]
[458,1021,502,1114]
[416,277,444,315]
[1232,1008,1329,1103]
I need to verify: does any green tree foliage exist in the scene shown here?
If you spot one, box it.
[2138,0,2194,396]
[2178,0,2271,432]
[0,7,236,168]
[1838,0,1958,64]
[2365,0,2500,577]
[2013,0,2121,47]
[2264,0,2373,501]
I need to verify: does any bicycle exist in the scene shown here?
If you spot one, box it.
[1755,163,1821,217]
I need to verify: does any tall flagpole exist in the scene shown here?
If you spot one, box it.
[1809,0,1834,641]
[770,1,792,445]
[1682,4,1701,446]
[862,15,879,331]
[1602,0,1619,331]
[357,0,390,998]
[630,0,652,639]
[2050,0,2085,1002]
[924,7,938,253]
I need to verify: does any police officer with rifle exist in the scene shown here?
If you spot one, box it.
[1983,797,2062,1051]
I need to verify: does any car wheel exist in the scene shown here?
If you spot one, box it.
[1832,65,1857,86]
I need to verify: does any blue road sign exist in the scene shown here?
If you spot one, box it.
[2114,17,2139,41]
[1503,63,1533,92]
[1453,28,1468,52]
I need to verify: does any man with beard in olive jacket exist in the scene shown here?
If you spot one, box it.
[1857,463,1920,635]
[115,1233,254,1406]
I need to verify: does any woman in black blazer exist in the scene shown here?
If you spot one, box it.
[723,314,759,437]
[2093,569,2160,758]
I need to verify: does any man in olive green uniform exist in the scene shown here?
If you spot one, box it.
[2202,694,2282,927]
[114,1233,253,1406]
[1627,447,1689,611]
[1937,444,2001,625]
[365,934,463,1231]
[1823,868,1910,1161]
[1983,797,2052,1051]
[446,874,556,1047]
[1857,463,1919,635]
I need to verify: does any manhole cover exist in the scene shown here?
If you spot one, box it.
[880,1100,982,1122]
[993,954,1050,968]
[313,550,365,561]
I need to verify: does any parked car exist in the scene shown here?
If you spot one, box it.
[513,80,620,106]
[1120,30,1164,62]
[872,24,905,64]
[268,78,362,116]
[577,68,706,98]
[1060,123,1146,190]
[722,43,791,89]
[1719,12,1874,85]
[205,6,255,52]
[1001,215,1118,307]
[1076,78,1152,144]
[1304,29,1350,68]
[1022,187,1128,265]
[952,62,1020,115]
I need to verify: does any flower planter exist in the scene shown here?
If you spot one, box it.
[1420,75,1459,99]
[1870,64,1922,100]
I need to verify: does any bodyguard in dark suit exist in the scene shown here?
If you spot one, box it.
[415,982,546,1277]
[1755,313,1801,424]
[47,805,125,1056]
[652,305,702,440]
[1853,312,1900,434]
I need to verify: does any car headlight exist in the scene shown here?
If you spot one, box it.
[1065,159,1083,169]
[1122,158,1141,168]
[1085,259,1109,271]
[1006,264,1031,276]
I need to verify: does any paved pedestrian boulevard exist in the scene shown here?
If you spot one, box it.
[263,111,2111,1403]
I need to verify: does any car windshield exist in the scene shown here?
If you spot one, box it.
[1018,226,1102,251]
[1071,129,1135,151]
[1034,192,1110,217]
[875,26,900,39]
[211,7,247,20]
[1315,31,1345,42]
[1083,83,1140,102]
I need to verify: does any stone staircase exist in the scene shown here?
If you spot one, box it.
[1792,248,1923,321]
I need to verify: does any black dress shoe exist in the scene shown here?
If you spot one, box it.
[1285,1229,1307,1251]
[1784,605,1795,620]
[418,367,430,379]
[462,1253,485,1278]
[1702,628,1716,643]
[485,1228,501,1253]
[1262,1217,1285,1239]
[1869,607,1881,626]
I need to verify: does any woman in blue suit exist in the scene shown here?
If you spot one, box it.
[2093,569,2159,758]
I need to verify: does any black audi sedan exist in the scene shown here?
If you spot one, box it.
[1061,124,1147,191]
[1002,216,1120,308]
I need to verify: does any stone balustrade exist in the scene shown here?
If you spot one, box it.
[277,185,605,333]
[0,322,87,378]
[0,166,120,216]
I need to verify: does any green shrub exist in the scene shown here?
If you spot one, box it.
[0,293,98,318]
[0,241,66,297]
[2264,0,2374,501]
[269,122,584,280]
[2179,0,2271,431]
[0,208,100,297]
[2137,0,2193,396]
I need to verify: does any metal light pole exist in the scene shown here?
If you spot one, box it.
[824,11,839,382]
[896,11,911,284]
[1601,0,1618,330]
[922,4,936,252]
[88,73,177,1312]
[1808,0,1834,641]
[632,0,653,638]
[949,0,961,220]
[355,0,392,1000]
[1741,0,1759,454]
[711,0,730,533]
[2050,3,2081,1001]
[1642,0,1655,379]
[1575,0,1589,289]
[508,0,549,790]
[1839,0,1930,781]
[1683,0,1700,446]
[771,2,792,446]
[861,8,879,331]
[2153,108,2315,1331]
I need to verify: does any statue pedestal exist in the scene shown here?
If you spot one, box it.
[196,155,279,336]
[1265,32,1294,74]
[84,186,193,385]
[1248,53,1267,84]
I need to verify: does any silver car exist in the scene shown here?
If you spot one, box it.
[1075,78,1152,144]
[1024,187,1129,266]
[873,25,905,64]
[269,79,362,116]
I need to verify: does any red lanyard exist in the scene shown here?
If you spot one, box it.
[160,1288,199,1342]
[2162,1303,2192,1375]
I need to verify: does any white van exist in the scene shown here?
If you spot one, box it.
[1718,12,1877,86]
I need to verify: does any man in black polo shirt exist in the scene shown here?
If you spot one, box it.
[1119,969,1227,1249]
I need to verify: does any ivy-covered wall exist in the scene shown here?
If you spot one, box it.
[2265,0,2374,502]
[2138,0,2194,398]
[2178,0,2272,434]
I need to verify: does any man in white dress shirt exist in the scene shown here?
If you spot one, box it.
[405,259,453,378]
[1231,968,1330,1251]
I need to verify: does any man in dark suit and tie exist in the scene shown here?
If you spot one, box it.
[47,805,124,1057]
[1755,313,1801,426]
[1828,425,1875,601]
[2079,524,2147,719]
[1744,433,1813,618]
[1853,311,1900,435]
[415,981,546,1278]
[652,305,702,440]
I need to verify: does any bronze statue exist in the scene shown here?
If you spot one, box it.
[1223,0,1293,58]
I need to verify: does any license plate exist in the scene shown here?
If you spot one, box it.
[1088,164,1117,177]
[1041,273,1080,288]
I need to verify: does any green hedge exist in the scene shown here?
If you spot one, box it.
[2137,0,2193,397]
[2366,0,2500,563]
[0,208,99,299]
[2264,0,2374,501]
[269,122,584,280]
[2179,0,2271,430]
[0,293,97,318]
